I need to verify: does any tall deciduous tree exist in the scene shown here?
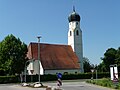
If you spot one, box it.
[115,47,120,68]
[102,48,117,71]
[0,34,28,75]
[99,48,117,72]
[83,57,94,73]
[97,62,106,72]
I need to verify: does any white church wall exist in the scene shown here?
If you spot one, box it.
[27,60,44,75]
[44,69,80,74]
[27,60,80,75]
[27,61,34,75]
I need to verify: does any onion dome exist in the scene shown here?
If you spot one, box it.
[68,6,80,22]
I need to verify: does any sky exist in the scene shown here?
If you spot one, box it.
[0,0,120,65]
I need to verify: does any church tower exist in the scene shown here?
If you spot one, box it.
[68,7,84,72]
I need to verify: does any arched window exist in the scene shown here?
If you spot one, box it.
[76,30,79,35]
[70,31,72,36]
[76,22,78,25]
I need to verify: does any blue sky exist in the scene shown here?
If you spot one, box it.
[0,0,120,65]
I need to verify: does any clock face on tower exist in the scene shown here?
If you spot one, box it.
[72,28,75,32]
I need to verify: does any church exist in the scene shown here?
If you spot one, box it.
[26,7,84,75]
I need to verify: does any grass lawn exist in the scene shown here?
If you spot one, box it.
[86,78,120,89]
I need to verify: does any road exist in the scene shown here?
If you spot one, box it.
[0,84,45,90]
[0,80,114,90]
[45,80,114,90]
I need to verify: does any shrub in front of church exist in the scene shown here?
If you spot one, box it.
[0,76,18,84]
[0,72,110,83]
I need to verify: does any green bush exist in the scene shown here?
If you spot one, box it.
[25,74,57,82]
[0,76,19,84]
[0,72,111,84]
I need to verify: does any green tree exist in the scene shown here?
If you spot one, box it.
[0,34,28,75]
[115,47,120,69]
[99,48,117,72]
[97,62,106,72]
[103,48,116,71]
[83,57,93,73]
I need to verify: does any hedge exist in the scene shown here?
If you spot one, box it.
[0,76,18,84]
[0,72,111,83]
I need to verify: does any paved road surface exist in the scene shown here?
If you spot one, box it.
[0,81,114,90]
[45,81,114,90]
[0,84,45,90]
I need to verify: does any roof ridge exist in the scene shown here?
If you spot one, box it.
[30,42,68,46]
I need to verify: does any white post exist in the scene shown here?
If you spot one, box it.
[110,64,118,80]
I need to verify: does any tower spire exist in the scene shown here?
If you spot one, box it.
[73,6,75,12]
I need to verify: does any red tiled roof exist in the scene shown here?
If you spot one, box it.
[27,43,80,70]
